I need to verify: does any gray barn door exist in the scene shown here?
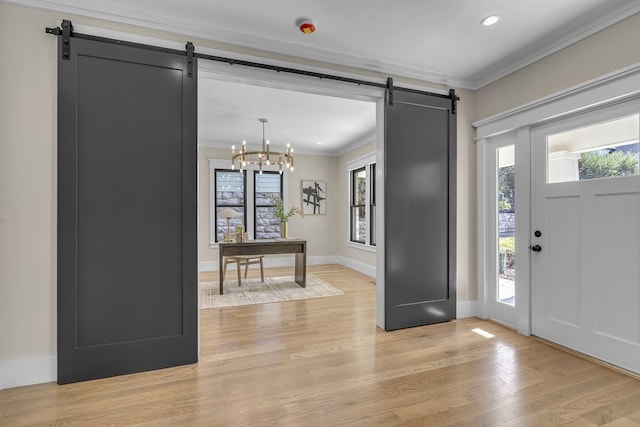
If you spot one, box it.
[57,36,198,383]
[384,90,456,330]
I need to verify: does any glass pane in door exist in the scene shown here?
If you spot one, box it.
[546,113,639,183]
[497,145,515,305]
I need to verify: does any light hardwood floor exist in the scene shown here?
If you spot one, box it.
[2,264,640,426]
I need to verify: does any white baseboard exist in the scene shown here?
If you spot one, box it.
[199,255,340,272]
[0,355,56,390]
[336,256,376,278]
[308,255,339,266]
[200,255,376,278]
[456,300,478,319]
[199,260,217,271]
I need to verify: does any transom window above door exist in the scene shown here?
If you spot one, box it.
[546,113,639,184]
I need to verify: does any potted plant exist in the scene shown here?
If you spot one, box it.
[269,194,303,238]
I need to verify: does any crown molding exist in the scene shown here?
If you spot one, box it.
[337,130,377,157]
[9,0,639,91]
[7,0,472,88]
[473,63,640,139]
[471,1,640,89]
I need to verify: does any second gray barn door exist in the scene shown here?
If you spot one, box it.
[384,90,456,330]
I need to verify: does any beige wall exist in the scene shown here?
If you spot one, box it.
[455,89,477,301]
[475,12,640,121]
[8,1,634,369]
[198,148,339,267]
[289,153,339,257]
[0,3,59,360]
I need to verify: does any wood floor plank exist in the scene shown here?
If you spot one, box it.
[1,264,640,426]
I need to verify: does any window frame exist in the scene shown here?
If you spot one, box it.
[346,152,376,251]
[209,158,289,247]
[212,167,247,244]
[370,162,376,246]
[253,170,284,240]
[350,166,367,244]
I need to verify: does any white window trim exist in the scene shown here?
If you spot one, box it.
[209,159,288,248]
[346,152,377,252]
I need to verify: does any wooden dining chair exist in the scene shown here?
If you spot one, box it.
[223,255,265,286]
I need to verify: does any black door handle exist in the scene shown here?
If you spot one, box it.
[530,244,542,252]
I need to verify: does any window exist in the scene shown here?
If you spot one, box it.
[254,171,283,239]
[214,169,246,243]
[351,167,366,243]
[497,145,515,306]
[546,113,639,183]
[209,159,288,246]
[370,163,376,246]
[347,153,376,249]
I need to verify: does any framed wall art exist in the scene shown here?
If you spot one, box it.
[301,180,326,215]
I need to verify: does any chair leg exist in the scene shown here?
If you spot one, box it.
[236,260,242,286]
[259,257,264,282]
[243,260,250,278]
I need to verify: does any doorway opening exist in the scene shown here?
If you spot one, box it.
[195,59,384,328]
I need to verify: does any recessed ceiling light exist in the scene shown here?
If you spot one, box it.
[316,142,322,145]
[481,15,499,26]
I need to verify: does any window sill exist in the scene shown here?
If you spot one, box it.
[346,241,377,253]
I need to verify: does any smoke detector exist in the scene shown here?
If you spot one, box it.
[296,18,316,34]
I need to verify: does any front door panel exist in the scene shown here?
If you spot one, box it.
[531,101,640,373]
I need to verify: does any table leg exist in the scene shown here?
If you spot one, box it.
[219,254,224,295]
[294,251,306,288]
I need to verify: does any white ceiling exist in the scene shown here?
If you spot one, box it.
[15,0,640,155]
[198,78,376,155]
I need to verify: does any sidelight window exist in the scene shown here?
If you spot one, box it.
[497,145,515,306]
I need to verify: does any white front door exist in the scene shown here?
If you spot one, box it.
[531,100,640,373]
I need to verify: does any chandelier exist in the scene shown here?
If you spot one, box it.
[231,118,294,174]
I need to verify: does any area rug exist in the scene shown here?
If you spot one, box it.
[199,274,344,309]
